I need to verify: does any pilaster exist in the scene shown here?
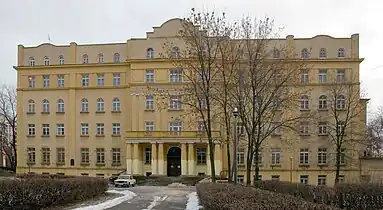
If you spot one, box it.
[206,143,211,175]
[181,143,188,175]
[151,143,158,175]
[132,143,139,175]
[158,143,164,175]
[188,143,195,176]
[126,143,132,174]
[214,144,222,176]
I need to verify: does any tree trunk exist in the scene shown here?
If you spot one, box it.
[253,147,260,186]
[245,138,253,185]
[335,146,341,185]
[226,140,232,182]
[208,140,216,182]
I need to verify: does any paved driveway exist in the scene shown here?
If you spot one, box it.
[107,186,196,210]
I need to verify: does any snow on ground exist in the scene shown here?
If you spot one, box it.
[143,195,168,210]
[72,189,136,210]
[185,192,202,210]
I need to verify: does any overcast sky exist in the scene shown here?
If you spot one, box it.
[0,0,382,113]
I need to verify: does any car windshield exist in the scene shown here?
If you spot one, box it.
[118,175,130,179]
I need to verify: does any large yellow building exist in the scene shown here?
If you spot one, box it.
[15,19,368,186]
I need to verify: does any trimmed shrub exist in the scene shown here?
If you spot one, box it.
[134,175,204,186]
[16,173,76,179]
[197,183,340,210]
[0,174,108,209]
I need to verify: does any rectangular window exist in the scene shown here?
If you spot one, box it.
[145,70,155,83]
[237,148,245,165]
[237,175,244,183]
[96,123,104,135]
[145,145,152,164]
[28,124,35,136]
[272,122,281,135]
[145,121,154,131]
[43,75,50,88]
[81,148,89,164]
[27,147,36,163]
[318,148,327,164]
[113,73,121,86]
[41,147,50,164]
[112,148,121,165]
[300,121,309,135]
[169,121,182,132]
[145,95,154,110]
[169,95,182,110]
[96,148,105,164]
[97,74,104,86]
[197,148,207,164]
[300,70,309,84]
[56,124,64,136]
[112,123,121,135]
[318,175,326,186]
[197,121,205,132]
[299,148,309,164]
[28,76,36,88]
[253,149,262,165]
[340,148,346,165]
[300,175,309,184]
[336,69,345,82]
[57,75,65,87]
[318,69,327,83]
[56,148,65,164]
[271,175,280,181]
[318,122,327,135]
[81,74,89,87]
[81,123,89,136]
[271,148,281,165]
[169,68,183,82]
[236,122,245,136]
[42,124,50,136]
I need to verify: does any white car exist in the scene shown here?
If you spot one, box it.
[114,175,136,188]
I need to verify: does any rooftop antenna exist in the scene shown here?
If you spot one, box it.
[48,34,52,43]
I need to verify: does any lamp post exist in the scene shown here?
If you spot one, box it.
[233,107,239,185]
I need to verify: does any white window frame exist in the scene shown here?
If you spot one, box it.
[145,70,155,83]
[300,175,309,184]
[81,98,88,112]
[28,124,35,136]
[145,95,154,110]
[112,98,120,111]
[42,124,50,136]
[81,74,89,87]
[169,95,182,110]
[146,48,154,59]
[300,69,309,84]
[318,122,327,135]
[271,148,281,164]
[338,48,345,58]
[97,74,104,86]
[318,175,327,186]
[237,148,245,165]
[96,148,105,163]
[318,69,328,83]
[81,123,89,136]
[301,48,309,59]
[29,57,35,66]
[56,124,65,136]
[336,95,346,109]
[112,123,121,135]
[97,54,104,64]
[28,100,35,113]
[42,99,50,113]
[43,75,50,88]
[57,75,64,87]
[145,121,154,131]
[169,68,183,82]
[319,48,326,58]
[300,95,309,110]
[299,148,309,164]
[44,56,50,65]
[96,98,105,112]
[114,53,120,63]
[113,73,121,86]
[59,55,64,65]
[319,95,327,109]
[336,69,345,82]
[28,76,36,88]
[57,99,65,112]
[82,54,89,64]
[96,123,104,135]
[300,121,309,135]
[169,121,182,132]
[318,148,327,164]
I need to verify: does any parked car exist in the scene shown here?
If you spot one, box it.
[109,170,126,183]
[114,174,136,188]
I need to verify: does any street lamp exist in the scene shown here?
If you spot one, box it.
[233,107,239,185]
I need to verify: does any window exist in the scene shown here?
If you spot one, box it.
[56,148,65,164]
[145,95,154,110]
[81,74,89,87]
[57,99,64,113]
[81,148,89,164]
[271,148,281,164]
[58,55,64,65]
[81,98,88,112]
[318,69,327,83]
[96,98,104,112]
[336,69,345,82]
[81,123,89,136]
[169,95,182,110]
[236,122,245,136]
[27,147,36,164]
[146,48,154,59]
[237,175,245,183]
[28,99,35,113]
[300,95,309,110]
[145,121,154,131]
[42,75,50,88]
[42,99,50,112]
[145,145,151,164]
[300,175,309,184]
[41,148,50,164]
[169,68,183,82]
[145,70,155,82]
[273,48,280,59]
[237,148,245,165]
[112,148,121,165]
[319,48,326,58]
[28,76,36,88]
[300,121,309,135]
[336,95,346,109]
[299,148,309,164]
[338,48,345,58]
[42,124,50,136]
[112,98,120,111]
[112,123,120,135]
[171,47,180,58]
[198,98,207,110]
[337,121,345,134]
[301,48,309,59]
[318,175,326,186]
[57,75,64,87]
[44,56,50,65]
[114,53,120,63]
[272,122,281,135]
[113,73,121,86]
[97,54,104,63]
[97,74,104,86]
[29,57,35,66]
[96,123,104,135]
[96,148,105,164]
[253,149,263,165]
[338,175,345,183]
[318,148,327,164]
[56,124,64,136]
[318,122,327,135]
[82,54,89,64]
[271,175,280,181]
[28,124,35,136]
[197,148,207,164]
[300,69,309,84]
[319,95,327,109]
[169,121,182,132]
[340,148,346,165]
[197,121,205,132]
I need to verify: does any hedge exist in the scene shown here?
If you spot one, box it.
[133,175,205,186]
[256,180,383,209]
[196,183,340,210]
[0,174,108,209]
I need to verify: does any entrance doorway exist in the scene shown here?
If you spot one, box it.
[167,146,181,176]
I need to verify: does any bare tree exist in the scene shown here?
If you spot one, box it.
[365,107,383,156]
[232,16,311,185]
[0,84,17,171]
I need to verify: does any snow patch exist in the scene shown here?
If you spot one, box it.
[185,192,202,210]
[143,195,168,210]
[72,189,136,210]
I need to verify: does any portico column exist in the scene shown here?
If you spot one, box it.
[214,144,222,176]
[181,143,188,175]
[158,143,164,175]
[132,143,139,175]
[151,143,158,175]
[126,143,132,174]
[206,143,211,175]
[188,143,195,176]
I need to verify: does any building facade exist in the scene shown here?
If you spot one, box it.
[15,18,367,185]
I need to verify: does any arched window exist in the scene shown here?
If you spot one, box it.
[299,95,309,110]
[97,53,104,63]
[96,98,104,112]
[82,54,89,64]
[318,95,327,109]
[28,99,35,113]
[273,48,280,59]
[171,47,180,58]
[338,48,345,58]
[58,55,65,65]
[301,48,309,59]
[146,48,154,59]
[319,48,326,58]
[57,99,65,113]
[81,98,88,112]
[336,95,346,109]
[112,98,120,111]
[42,99,50,113]
[43,56,50,65]
[114,53,120,63]
[29,57,35,66]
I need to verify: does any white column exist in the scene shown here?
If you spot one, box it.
[181,143,188,175]
[206,143,211,175]
[151,143,158,175]
[158,143,164,175]
[188,143,195,176]
[132,143,139,175]
[126,143,132,174]
[214,144,222,176]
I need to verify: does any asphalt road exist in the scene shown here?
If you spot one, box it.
[107,186,196,210]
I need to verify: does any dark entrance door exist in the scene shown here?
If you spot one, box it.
[167,146,181,177]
